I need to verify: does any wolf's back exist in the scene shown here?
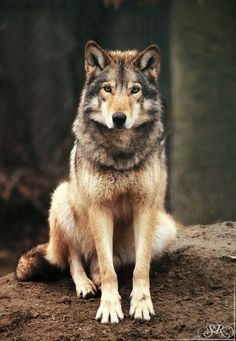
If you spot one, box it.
[16,243,62,281]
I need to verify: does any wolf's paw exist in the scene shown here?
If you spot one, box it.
[95,295,124,324]
[75,278,97,298]
[130,291,155,321]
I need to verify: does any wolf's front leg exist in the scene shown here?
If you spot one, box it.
[89,207,124,324]
[130,206,156,321]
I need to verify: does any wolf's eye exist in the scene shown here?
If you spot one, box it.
[103,85,112,93]
[131,86,140,94]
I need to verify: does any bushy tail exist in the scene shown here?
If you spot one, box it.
[16,243,62,281]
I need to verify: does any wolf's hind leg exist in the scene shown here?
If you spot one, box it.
[69,248,97,298]
[46,182,96,298]
[89,255,101,289]
[89,254,123,290]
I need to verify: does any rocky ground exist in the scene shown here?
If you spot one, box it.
[0,221,235,341]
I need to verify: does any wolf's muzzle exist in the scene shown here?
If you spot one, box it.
[112,112,127,128]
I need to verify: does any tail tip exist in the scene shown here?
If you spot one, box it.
[15,244,60,282]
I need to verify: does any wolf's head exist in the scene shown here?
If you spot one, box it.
[73,41,164,171]
[81,41,162,130]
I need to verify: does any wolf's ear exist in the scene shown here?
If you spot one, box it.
[85,41,111,73]
[133,45,160,80]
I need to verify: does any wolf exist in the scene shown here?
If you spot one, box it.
[16,41,177,324]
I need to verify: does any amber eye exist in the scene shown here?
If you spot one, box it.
[131,86,140,94]
[103,85,112,93]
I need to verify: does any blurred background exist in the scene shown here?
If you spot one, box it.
[0,0,235,275]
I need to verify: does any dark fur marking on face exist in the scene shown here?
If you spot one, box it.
[137,96,143,104]
[135,70,158,99]
[135,120,155,133]
[89,119,112,133]
[85,72,109,99]
[118,60,126,89]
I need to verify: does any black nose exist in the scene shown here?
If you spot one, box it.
[112,112,127,127]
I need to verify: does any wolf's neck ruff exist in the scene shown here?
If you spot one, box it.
[74,116,165,172]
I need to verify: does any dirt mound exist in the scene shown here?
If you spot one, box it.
[0,222,235,340]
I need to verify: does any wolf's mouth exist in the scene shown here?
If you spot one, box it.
[114,125,125,130]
